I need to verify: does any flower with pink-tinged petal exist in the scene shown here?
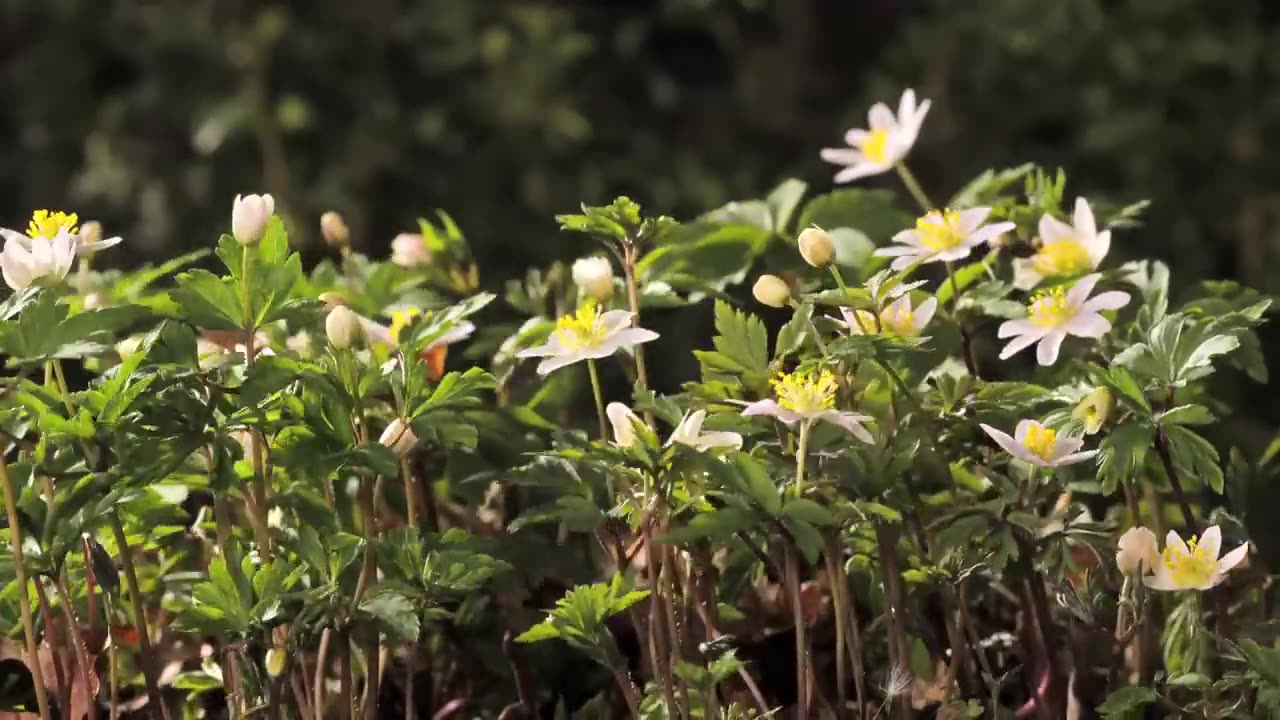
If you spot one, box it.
[742,367,873,443]
[979,419,1096,469]
[875,208,1013,271]
[517,305,658,375]
[1013,197,1111,290]
[820,89,931,182]
[997,273,1130,366]
[1144,526,1249,591]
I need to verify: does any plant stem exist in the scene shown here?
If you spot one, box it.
[314,627,333,718]
[823,539,850,718]
[586,359,608,440]
[212,490,244,716]
[662,545,692,720]
[874,523,912,720]
[609,662,643,719]
[784,544,808,719]
[895,163,935,212]
[622,242,654,427]
[53,577,98,720]
[107,510,169,720]
[241,251,272,561]
[1012,533,1058,720]
[642,521,679,717]
[794,420,811,497]
[957,580,999,720]
[105,594,120,720]
[2,453,53,720]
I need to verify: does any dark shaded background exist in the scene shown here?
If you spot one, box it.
[3,0,1279,420]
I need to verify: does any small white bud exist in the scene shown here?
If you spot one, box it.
[797,227,835,268]
[325,305,363,349]
[379,418,418,457]
[752,274,791,308]
[391,233,430,268]
[232,193,275,245]
[572,256,615,302]
[1116,526,1159,576]
[320,211,350,249]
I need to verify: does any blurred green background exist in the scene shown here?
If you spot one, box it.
[4,0,1279,398]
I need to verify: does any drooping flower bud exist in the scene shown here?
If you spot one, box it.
[572,256,615,302]
[1072,387,1114,435]
[391,233,430,268]
[752,274,791,308]
[606,402,642,448]
[318,291,347,309]
[797,226,835,268]
[379,418,418,457]
[232,193,275,245]
[320,211,350,249]
[325,305,363,349]
[1116,526,1158,576]
[77,221,102,248]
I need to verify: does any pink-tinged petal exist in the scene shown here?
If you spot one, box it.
[1013,419,1038,444]
[1036,328,1068,366]
[1143,570,1179,592]
[608,403,642,447]
[599,309,636,333]
[890,254,925,271]
[516,340,560,359]
[897,88,917,121]
[1198,526,1222,562]
[902,97,930,142]
[1051,450,1098,467]
[867,102,895,130]
[844,129,868,146]
[956,207,992,233]
[936,246,977,264]
[536,352,586,375]
[1038,213,1075,244]
[1215,542,1249,575]
[0,247,30,290]
[1012,259,1043,291]
[913,297,938,330]
[1086,229,1111,266]
[834,162,887,183]
[29,237,52,273]
[998,329,1044,359]
[998,319,1038,339]
[1064,311,1111,339]
[52,234,76,278]
[1052,436,1085,457]
[607,327,659,348]
[980,423,1022,456]
[1064,273,1103,308]
[883,295,910,316]
[698,431,744,451]
[742,399,782,418]
[1165,530,1190,559]
[875,244,924,257]
[820,410,874,443]
[0,228,27,246]
[821,147,863,165]
[426,321,476,350]
[1080,291,1130,314]
[965,221,1016,247]
[1072,197,1097,238]
[891,227,925,245]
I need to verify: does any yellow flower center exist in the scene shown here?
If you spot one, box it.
[772,368,839,415]
[554,305,607,351]
[1163,535,1216,588]
[26,209,78,239]
[915,209,965,252]
[880,304,918,336]
[1031,240,1092,277]
[389,307,423,343]
[1028,287,1073,328]
[862,128,891,164]
[1022,423,1057,461]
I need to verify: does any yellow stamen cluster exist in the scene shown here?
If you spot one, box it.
[862,128,890,164]
[1031,240,1092,277]
[880,303,917,336]
[1028,287,1072,328]
[915,209,964,251]
[772,367,839,415]
[553,304,605,351]
[1163,535,1215,588]
[26,209,78,239]
[389,307,423,343]
[1022,423,1058,461]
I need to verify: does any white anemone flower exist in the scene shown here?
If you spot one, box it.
[517,305,658,375]
[1013,198,1111,290]
[0,209,122,258]
[1116,526,1159,576]
[820,89,931,182]
[979,419,1097,468]
[875,208,1014,271]
[997,273,1131,366]
[1144,526,1249,591]
[667,410,743,452]
[742,368,873,443]
[0,210,80,291]
[841,295,937,337]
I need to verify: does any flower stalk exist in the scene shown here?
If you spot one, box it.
[1,452,52,720]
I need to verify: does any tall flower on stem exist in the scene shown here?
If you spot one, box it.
[1013,198,1111,290]
[517,305,658,375]
[743,368,874,442]
[875,208,1013,271]
[997,273,1131,366]
[821,89,931,183]
[1143,526,1248,591]
[980,419,1097,468]
[0,210,79,291]
[841,295,938,337]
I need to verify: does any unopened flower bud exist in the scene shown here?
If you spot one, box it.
[325,305,363,349]
[379,418,418,457]
[78,221,102,248]
[572,256,615,302]
[752,274,791,308]
[320,211,350,249]
[797,227,835,268]
[391,233,430,268]
[1072,387,1114,435]
[232,193,275,245]
[318,292,347,309]
[265,647,286,677]
[1116,526,1158,576]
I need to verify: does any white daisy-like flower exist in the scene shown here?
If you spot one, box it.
[820,89,931,182]
[0,210,80,291]
[840,295,938,337]
[607,403,742,454]
[1143,526,1249,592]
[517,305,658,375]
[1116,526,1159,576]
[979,419,1097,468]
[996,273,1130,366]
[1013,198,1111,290]
[875,208,1014,271]
[742,367,873,443]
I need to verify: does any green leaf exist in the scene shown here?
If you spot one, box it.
[1096,687,1157,717]
[1163,424,1224,494]
[360,589,421,644]
[733,454,781,514]
[781,498,836,526]
[514,622,561,643]
[657,508,758,545]
[1157,404,1214,426]
[774,303,814,359]
[797,188,912,245]
[1098,422,1155,495]
[1104,366,1151,415]
[765,178,808,234]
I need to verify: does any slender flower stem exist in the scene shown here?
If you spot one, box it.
[874,523,912,720]
[586,359,608,440]
[1,455,52,720]
[240,249,272,560]
[795,420,812,497]
[895,163,935,212]
[785,544,808,719]
[53,577,99,720]
[108,510,169,720]
[105,594,120,720]
[621,243,652,412]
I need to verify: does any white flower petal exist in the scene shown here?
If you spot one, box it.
[1216,542,1249,575]
[867,102,895,130]
[599,310,636,333]
[843,129,868,146]
[1080,291,1131,313]
[955,207,992,233]
[1065,273,1103,308]
[821,147,864,165]
[1086,230,1111,266]
[1198,526,1222,562]
[965,221,1015,247]
[834,162,888,183]
[819,410,874,443]
[1051,450,1098,466]
[1038,213,1075,244]
[1035,328,1068,366]
[981,423,1024,457]
[998,328,1045,360]
[1051,435,1085,457]
[1072,197,1097,239]
[875,244,924,257]
[1064,311,1111,339]
[536,352,587,375]
[998,318,1038,339]
[1012,259,1044,291]
[608,403,642,447]
[607,327,660,348]
[1143,571,1180,591]
[1165,530,1190,559]
[913,297,938,331]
